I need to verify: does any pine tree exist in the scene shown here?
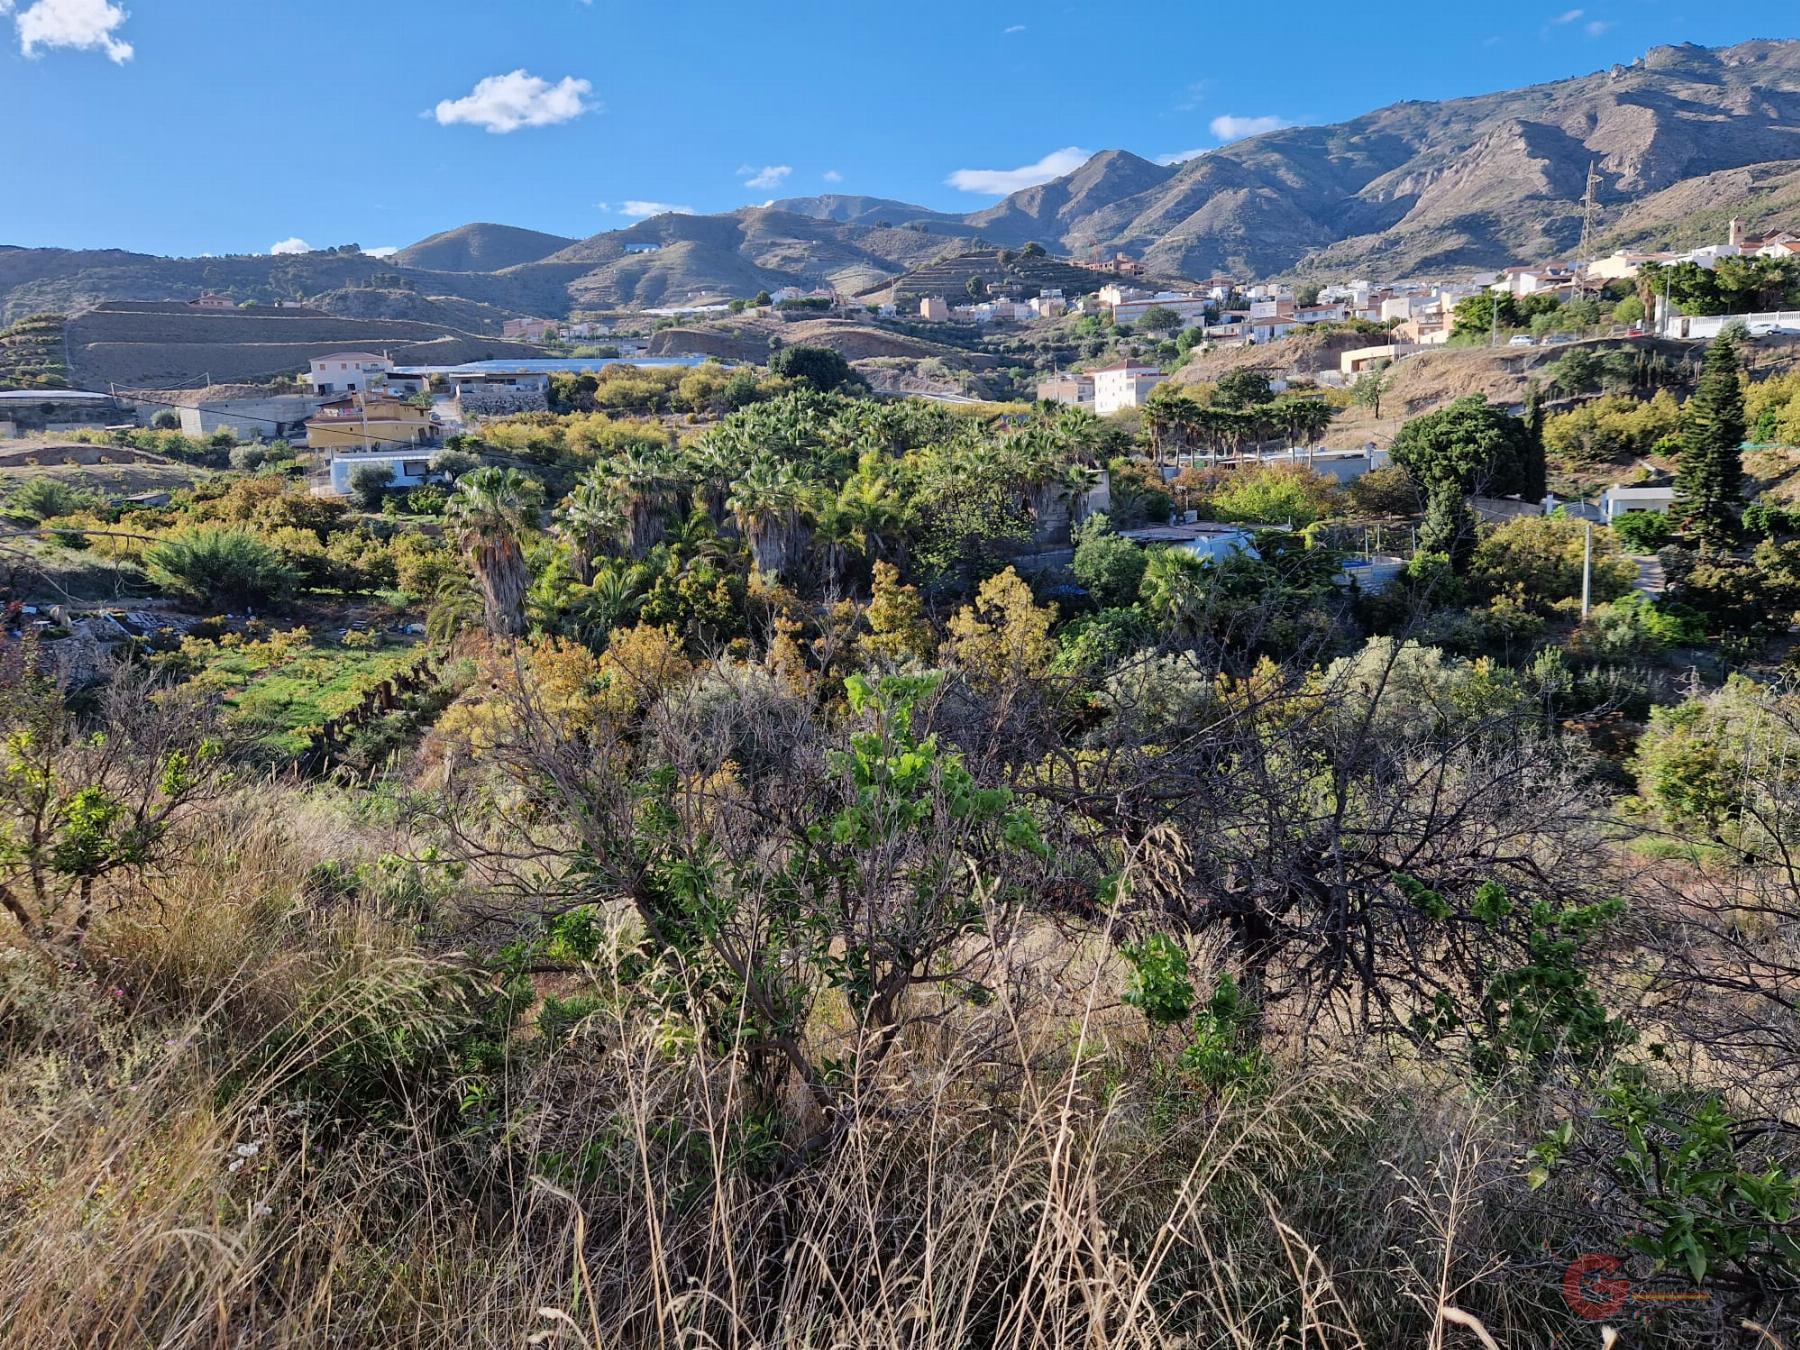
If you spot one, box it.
[1674,333,1746,551]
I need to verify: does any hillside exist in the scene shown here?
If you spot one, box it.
[12,40,1800,319]
[779,39,1800,280]
[304,287,530,335]
[61,302,543,388]
[1593,158,1800,252]
[644,313,997,367]
[391,223,578,273]
[541,209,964,309]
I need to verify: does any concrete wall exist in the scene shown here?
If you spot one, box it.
[178,395,323,442]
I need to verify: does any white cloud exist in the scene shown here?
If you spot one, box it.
[947,146,1090,195]
[821,169,843,184]
[270,238,312,256]
[739,164,792,190]
[1584,18,1612,35]
[365,246,400,259]
[619,201,693,218]
[1209,113,1300,142]
[1003,23,1025,33]
[5,0,134,63]
[1157,149,1209,165]
[433,70,595,134]
[1551,8,1584,22]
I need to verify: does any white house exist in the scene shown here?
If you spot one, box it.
[1491,266,1578,298]
[1091,360,1166,416]
[327,451,442,497]
[1602,482,1676,523]
[307,352,393,396]
[1247,315,1300,343]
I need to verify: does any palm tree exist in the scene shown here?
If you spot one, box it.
[689,428,750,523]
[560,565,644,647]
[1138,546,1210,637]
[1056,461,1103,530]
[446,467,542,638]
[424,572,481,649]
[601,443,685,558]
[813,457,905,585]
[556,476,620,584]
[728,457,811,577]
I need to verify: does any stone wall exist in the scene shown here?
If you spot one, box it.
[457,388,548,418]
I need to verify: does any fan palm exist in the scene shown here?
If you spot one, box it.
[556,476,621,584]
[1138,546,1210,637]
[446,467,542,638]
[601,443,686,558]
[727,457,810,577]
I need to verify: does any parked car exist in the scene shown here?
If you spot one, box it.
[1507,335,1536,347]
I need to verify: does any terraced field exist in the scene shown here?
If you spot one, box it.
[0,312,70,389]
[63,302,543,389]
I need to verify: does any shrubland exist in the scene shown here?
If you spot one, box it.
[3,336,1800,1346]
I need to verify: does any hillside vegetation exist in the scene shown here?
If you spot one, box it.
[4,309,1800,1350]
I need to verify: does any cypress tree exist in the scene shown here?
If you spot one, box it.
[1418,483,1478,569]
[1674,333,1746,550]
[1521,379,1548,505]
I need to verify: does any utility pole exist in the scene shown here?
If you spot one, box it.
[1577,159,1601,299]
[1581,520,1594,619]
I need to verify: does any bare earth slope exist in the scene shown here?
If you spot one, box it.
[390,223,578,273]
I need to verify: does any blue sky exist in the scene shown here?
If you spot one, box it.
[0,0,1782,257]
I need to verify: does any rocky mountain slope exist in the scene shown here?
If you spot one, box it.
[8,40,1800,323]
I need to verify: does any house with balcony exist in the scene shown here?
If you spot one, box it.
[1036,373,1095,407]
[306,352,394,396]
[304,392,436,454]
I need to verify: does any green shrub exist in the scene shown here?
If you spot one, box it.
[1609,510,1673,552]
[145,528,297,611]
[1071,515,1146,607]
[349,464,395,511]
[5,478,96,524]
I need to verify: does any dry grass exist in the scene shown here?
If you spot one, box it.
[0,787,1748,1348]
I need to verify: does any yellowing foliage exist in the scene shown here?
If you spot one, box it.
[944,567,1056,691]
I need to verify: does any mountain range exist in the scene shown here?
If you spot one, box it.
[7,39,1800,326]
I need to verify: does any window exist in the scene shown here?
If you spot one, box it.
[403,460,429,477]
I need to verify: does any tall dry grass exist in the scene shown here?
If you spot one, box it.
[0,788,1704,1347]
